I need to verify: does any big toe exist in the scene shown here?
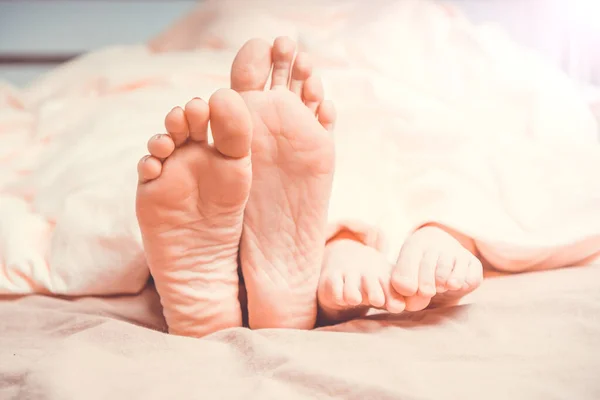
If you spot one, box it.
[231,38,272,92]
[208,89,253,158]
[392,249,422,296]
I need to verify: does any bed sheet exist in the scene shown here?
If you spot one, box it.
[1,265,599,399]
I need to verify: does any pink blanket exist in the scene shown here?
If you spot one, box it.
[1,0,599,297]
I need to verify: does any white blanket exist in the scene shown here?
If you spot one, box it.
[1,0,599,295]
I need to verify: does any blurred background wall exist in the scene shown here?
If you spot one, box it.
[0,1,197,85]
[0,0,598,87]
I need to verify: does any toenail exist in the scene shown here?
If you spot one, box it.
[141,155,151,162]
[447,278,460,288]
[152,134,162,141]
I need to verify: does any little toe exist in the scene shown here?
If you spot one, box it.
[446,253,471,290]
[320,274,346,307]
[184,98,210,142]
[418,251,438,297]
[230,38,272,92]
[270,36,296,89]
[343,273,363,307]
[147,134,175,159]
[164,106,189,147]
[435,254,455,293]
[208,89,253,159]
[137,155,162,183]
[317,100,336,132]
[289,52,312,96]
[391,248,422,296]
[362,275,386,308]
[303,76,324,115]
[405,295,432,312]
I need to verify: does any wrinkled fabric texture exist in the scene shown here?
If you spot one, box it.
[2,266,599,399]
[0,0,599,296]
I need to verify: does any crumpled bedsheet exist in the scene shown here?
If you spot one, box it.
[2,265,599,399]
[1,0,600,295]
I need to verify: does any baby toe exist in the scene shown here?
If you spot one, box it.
[404,295,431,312]
[435,254,455,292]
[320,273,346,307]
[380,278,406,314]
[392,248,422,296]
[362,275,386,308]
[343,273,363,306]
[417,251,438,297]
[465,258,484,288]
[446,253,471,290]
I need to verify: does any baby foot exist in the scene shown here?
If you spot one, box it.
[136,89,253,337]
[317,238,407,325]
[231,37,336,329]
[391,225,483,311]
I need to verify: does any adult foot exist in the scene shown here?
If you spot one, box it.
[317,239,407,325]
[391,225,484,311]
[231,37,336,329]
[136,89,252,337]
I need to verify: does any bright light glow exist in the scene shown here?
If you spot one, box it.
[567,0,600,32]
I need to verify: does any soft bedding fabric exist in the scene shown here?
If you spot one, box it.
[2,2,599,398]
[2,265,599,399]
[1,0,599,295]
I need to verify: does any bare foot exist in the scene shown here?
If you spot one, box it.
[318,226,483,324]
[317,239,407,325]
[136,89,253,337]
[391,225,484,311]
[231,37,336,329]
